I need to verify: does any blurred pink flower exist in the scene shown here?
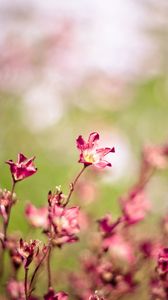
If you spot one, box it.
[0,189,16,223]
[44,288,68,300]
[76,132,115,168]
[157,248,168,275]
[143,145,168,170]
[25,203,48,229]
[102,234,135,264]
[98,215,121,235]
[6,153,37,182]
[7,279,25,300]
[49,205,80,246]
[121,188,150,225]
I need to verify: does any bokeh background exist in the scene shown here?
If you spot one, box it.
[0,0,168,297]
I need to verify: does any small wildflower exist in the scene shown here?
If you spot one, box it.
[6,153,37,182]
[76,132,115,168]
[17,239,40,268]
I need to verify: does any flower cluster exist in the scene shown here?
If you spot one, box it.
[1,133,168,300]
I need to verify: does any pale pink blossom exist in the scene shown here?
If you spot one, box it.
[25,203,48,229]
[102,234,135,264]
[49,205,80,246]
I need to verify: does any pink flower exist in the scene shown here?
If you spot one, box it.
[6,153,37,182]
[0,189,16,223]
[44,288,68,300]
[120,188,150,225]
[89,292,105,300]
[49,205,80,246]
[102,234,135,264]
[7,279,25,300]
[157,248,168,275]
[98,215,121,235]
[143,145,168,169]
[17,239,40,268]
[7,279,38,299]
[25,203,48,229]
[76,132,115,168]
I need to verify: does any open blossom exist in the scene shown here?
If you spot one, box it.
[76,132,115,168]
[6,153,37,182]
[17,239,40,268]
[44,288,68,300]
[25,203,48,229]
[49,205,80,246]
[120,188,150,225]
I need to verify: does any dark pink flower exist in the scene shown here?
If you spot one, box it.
[120,188,150,225]
[6,153,37,182]
[49,205,80,246]
[17,239,40,268]
[98,215,121,236]
[44,288,68,300]
[157,248,168,275]
[139,240,160,260]
[25,203,48,229]
[150,278,167,299]
[48,187,66,207]
[76,132,115,168]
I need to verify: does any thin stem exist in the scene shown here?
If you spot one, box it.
[29,247,49,295]
[24,267,29,300]
[65,165,86,206]
[4,180,16,241]
[47,245,52,289]
[0,181,16,279]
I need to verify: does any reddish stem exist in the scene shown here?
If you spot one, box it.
[47,245,52,289]
[29,247,49,296]
[24,267,29,300]
[4,180,16,241]
[65,165,86,206]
